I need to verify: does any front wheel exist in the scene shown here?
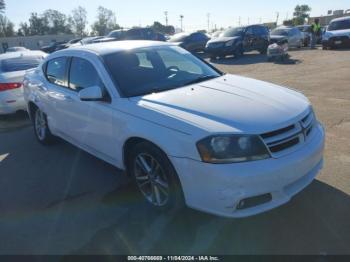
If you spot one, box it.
[33,108,55,145]
[128,142,185,211]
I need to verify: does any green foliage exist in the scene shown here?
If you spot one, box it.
[293,4,312,25]
[0,0,5,13]
[0,14,15,37]
[150,21,175,35]
[43,9,71,34]
[69,6,88,37]
[91,6,120,36]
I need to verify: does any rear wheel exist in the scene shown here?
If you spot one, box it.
[33,108,55,145]
[128,142,185,211]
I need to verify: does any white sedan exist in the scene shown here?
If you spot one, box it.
[0,50,46,115]
[23,41,325,218]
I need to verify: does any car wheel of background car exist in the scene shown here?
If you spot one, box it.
[128,142,185,211]
[33,108,55,145]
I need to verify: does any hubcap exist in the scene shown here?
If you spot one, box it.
[35,110,46,140]
[134,153,170,207]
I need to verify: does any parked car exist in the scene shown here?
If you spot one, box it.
[210,31,223,38]
[41,41,67,53]
[6,47,29,53]
[205,25,269,59]
[322,16,350,49]
[94,28,166,43]
[296,25,311,47]
[270,26,303,48]
[71,36,105,47]
[23,41,325,218]
[168,32,209,52]
[0,51,46,115]
[55,38,83,51]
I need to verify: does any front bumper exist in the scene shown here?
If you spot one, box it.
[171,123,325,218]
[205,45,235,56]
[0,88,26,115]
[322,36,350,48]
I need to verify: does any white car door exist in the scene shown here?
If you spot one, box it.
[43,56,73,135]
[62,56,118,163]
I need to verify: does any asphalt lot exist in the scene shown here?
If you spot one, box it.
[0,47,350,255]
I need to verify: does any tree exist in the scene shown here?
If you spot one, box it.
[43,9,71,34]
[28,12,49,35]
[91,6,120,36]
[0,14,15,37]
[69,6,88,37]
[293,5,312,25]
[0,0,5,13]
[17,22,30,36]
[150,21,175,35]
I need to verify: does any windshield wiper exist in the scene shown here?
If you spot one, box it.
[184,75,219,86]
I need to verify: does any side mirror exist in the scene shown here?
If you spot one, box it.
[78,85,103,101]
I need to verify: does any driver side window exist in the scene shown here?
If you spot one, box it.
[69,57,103,91]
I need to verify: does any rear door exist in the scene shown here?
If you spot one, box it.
[43,56,71,134]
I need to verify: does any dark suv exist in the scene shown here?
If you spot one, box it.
[205,25,270,59]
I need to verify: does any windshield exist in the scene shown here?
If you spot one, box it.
[168,33,190,42]
[103,46,221,97]
[0,56,44,72]
[328,20,350,31]
[108,30,125,38]
[221,27,244,37]
[271,29,289,36]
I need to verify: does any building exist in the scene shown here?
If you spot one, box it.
[0,34,76,53]
[309,9,350,26]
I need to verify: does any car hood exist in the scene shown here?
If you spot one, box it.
[208,36,241,44]
[128,74,310,135]
[326,29,350,37]
[270,35,288,40]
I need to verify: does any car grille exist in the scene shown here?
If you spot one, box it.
[260,111,315,156]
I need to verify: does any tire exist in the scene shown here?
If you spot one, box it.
[127,142,185,212]
[33,107,55,145]
[210,55,217,60]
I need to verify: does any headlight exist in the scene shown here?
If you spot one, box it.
[196,135,270,164]
[225,40,235,47]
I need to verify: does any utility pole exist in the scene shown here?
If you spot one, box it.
[180,15,184,32]
[248,17,250,25]
[276,12,280,25]
[238,16,241,26]
[164,11,168,26]
[207,13,210,32]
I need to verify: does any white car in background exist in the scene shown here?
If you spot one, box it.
[0,51,46,115]
[23,41,325,218]
[322,16,350,49]
[6,47,30,53]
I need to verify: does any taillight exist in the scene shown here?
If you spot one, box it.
[0,83,22,92]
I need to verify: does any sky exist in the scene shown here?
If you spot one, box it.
[4,0,350,31]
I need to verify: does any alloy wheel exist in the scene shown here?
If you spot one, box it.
[134,153,170,207]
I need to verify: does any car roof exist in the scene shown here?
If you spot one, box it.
[66,40,173,56]
[0,50,46,61]
[331,16,350,22]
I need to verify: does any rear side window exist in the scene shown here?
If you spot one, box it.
[46,57,68,87]
[69,57,102,91]
[1,56,43,72]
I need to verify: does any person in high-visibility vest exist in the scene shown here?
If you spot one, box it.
[310,18,321,49]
